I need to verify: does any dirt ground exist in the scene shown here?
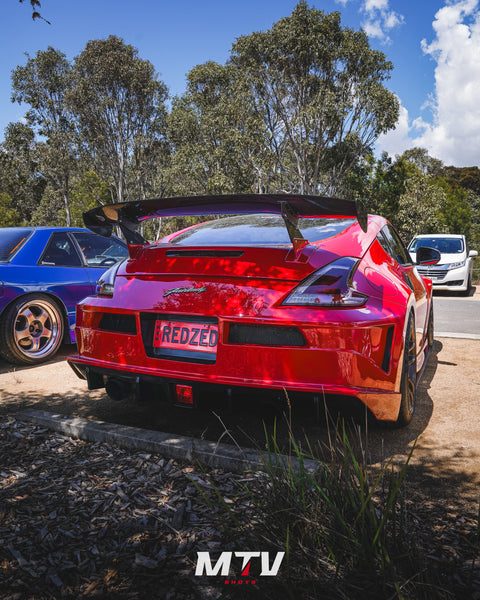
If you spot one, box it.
[0,331,479,509]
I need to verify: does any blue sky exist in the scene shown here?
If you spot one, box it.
[2,0,480,167]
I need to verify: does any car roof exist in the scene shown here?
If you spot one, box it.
[1,226,87,232]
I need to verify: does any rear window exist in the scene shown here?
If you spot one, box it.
[0,228,33,262]
[169,214,356,246]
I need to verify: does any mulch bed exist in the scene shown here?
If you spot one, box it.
[1,416,480,599]
[0,417,261,599]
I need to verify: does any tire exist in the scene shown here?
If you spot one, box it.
[395,312,417,427]
[460,273,472,297]
[0,294,64,365]
[427,306,434,350]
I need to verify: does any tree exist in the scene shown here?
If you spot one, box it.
[69,35,168,204]
[394,173,446,242]
[69,171,114,227]
[440,165,480,196]
[401,147,443,177]
[11,47,77,224]
[342,151,415,221]
[229,2,399,195]
[168,61,268,195]
[434,177,472,238]
[0,193,21,226]
[0,122,46,223]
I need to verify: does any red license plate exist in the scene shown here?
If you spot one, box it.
[153,320,218,354]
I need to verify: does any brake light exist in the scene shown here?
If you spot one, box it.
[282,257,367,307]
[175,384,194,405]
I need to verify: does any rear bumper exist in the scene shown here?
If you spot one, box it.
[68,303,405,421]
[68,355,402,422]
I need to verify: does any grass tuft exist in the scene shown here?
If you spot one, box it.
[193,401,480,599]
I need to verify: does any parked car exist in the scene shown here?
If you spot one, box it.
[408,234,477,295]
[0,227,128,365]
[68,194,439,427]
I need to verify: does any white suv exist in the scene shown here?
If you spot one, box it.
[408,234,477,295]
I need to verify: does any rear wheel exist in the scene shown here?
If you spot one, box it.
[0,294,64,365]
[427,306,434,350]
[396,313,417,427]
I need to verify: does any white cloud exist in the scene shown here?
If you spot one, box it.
[377,0,480,167]
[413,0,480,165]
[360,0,405,42]
[364,0,388,11]
[376,101,413,157]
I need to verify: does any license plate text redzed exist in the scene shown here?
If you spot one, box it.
[153,320,218,354]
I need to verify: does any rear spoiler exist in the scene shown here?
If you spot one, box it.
[83,194,368,245]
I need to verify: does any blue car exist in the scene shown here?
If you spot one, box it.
[0,227,128,364]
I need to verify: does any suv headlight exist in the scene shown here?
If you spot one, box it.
[449,260,466,269]
[96,261,123,297]
[282,257,368,307]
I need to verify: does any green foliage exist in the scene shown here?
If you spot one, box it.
[168,61,263,195]
[434,177,472,237]
[11,47,77,225]
[0,122,46,223]
[196,418,455,599]
[69,171,114,227]
[440,165,480,195]
[394,173,446,242]
[0,193,21,226]
[401,147,443,177]
[29,187,65,226]
[2,4,478,245]
[230,2,399,194]
[343,151,415,221]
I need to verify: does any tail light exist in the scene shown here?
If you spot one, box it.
[282,257,367,307]
[96,261,124,297]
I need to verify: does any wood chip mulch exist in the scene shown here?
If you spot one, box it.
[0,416,262,599]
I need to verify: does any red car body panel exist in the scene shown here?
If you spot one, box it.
[68,196,433,423]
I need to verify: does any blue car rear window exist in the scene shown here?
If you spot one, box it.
[0,228,33,262]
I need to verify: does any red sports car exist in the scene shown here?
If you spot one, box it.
[68,194,439,426]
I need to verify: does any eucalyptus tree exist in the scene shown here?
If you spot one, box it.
[0,122,46,223]
[394,173,446,241]
[230,2,399,195]
[69,35,168,204]
[11,47,77,224]
[168,61,268,195]
[0,193,20,227]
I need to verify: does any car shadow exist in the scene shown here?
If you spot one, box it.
[433,285,477,298]
[359,339,439,465]
[0,340,440,466]
[0,343,76,375]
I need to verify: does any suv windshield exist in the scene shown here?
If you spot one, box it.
[0,228,33,262]
[409,237,464,254]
